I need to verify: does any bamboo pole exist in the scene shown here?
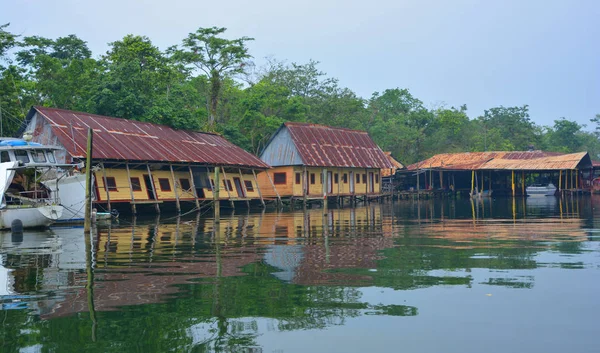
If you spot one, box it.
[125,163,136,214]
[101,162,111,212]
[512,170,515,197]
[251,169,265,208]
[470,170,475,196]
[170,164,180,213]
[84,128,93,232]
[188,166,200,209]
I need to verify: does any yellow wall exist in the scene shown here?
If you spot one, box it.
[95,167,263,203]
[257,166,382,198]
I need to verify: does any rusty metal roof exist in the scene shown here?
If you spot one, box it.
[382,152,404,177]
[29,107,269,168]
[284,122,393,169]
[406,151,590,171]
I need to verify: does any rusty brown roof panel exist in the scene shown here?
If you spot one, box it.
[285,122,393,169]
[480,152,590,170]
[33,107,269,168]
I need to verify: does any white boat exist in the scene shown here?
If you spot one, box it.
[526,182,557,197]
[0,161,63,229]
[0,138,87,223]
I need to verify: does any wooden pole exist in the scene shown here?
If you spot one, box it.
[302,166,307,206]
[146,164,160,214]
[101,162,111,212]
[512,170,515,197]
[84,128,93,232]
[251,169,265,208]
[489,171,492,193]
[576,168,579,189]
[125,163,136,215]
[188,166,200,209]
[170,164,180,213]
[470,170,475,196]
[559,170,562,192]
[521,171,525,196]
[213,166,220,221]
[238,168,250,207]
[439,170,443,189]
[266,171,281,205]
[220,167,234,208]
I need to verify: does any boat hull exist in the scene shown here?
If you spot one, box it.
[43,174,87,223]
[526,185,557,197]
[0,205,63,229]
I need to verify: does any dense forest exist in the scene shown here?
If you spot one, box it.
[1,24,599,164]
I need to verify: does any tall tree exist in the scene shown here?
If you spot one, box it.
[173,27,253,131]
[0,23,18,68]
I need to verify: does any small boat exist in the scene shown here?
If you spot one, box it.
[526,182,557,197]
[0,161,63,229]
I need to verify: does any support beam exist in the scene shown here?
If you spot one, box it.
[521,171,525,196]
[266,171,281,205]
[146,164,160,214]
[220,167,234,208]
[213,166,220,221]
[170,164,180,213]
[125,163,136,214]
[559,170,562,192]
[101,162,111,212]
[470,170,475,196]
[302,166,307,207]
[84,128,93,232]
[238,168,250,208]
[511,170,515,197]
[576,168,579,189]
[251,169,265,208]
[188,166,200,209]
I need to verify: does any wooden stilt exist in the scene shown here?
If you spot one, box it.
[238,168,250,208]
[559,170,562,193]
[170,164,180,213]
[470,170,475,196]
[220,167,234,208]
[521,171,525,196]
[512,170,515,197]
[101,162,111,212]
[251,169,265,208]
[125,163,136,214]
[213,166,220,221]
[146,164,160,214]
[266,171,281,205]
[302,166,307,207]
[188,166,200,209]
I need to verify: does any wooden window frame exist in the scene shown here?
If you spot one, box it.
[334,173,339,184]
[158,178,171,192]
[273,172,287,185]
[295,173,301,185]
[320,173,323,184]
[130,177,142,191]
[244,180,254,192]
[362,174,367,184]
[375,174,379,184]
[179,178,191,191]
[104,176,118,192]
[356,174,361,183]
[223,179,233,191]
[343,174,348,184]
[310,173,316,185]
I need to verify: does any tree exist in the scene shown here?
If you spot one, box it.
[173,27,253,131]
[475,105,539,151]
[0,23,18,68]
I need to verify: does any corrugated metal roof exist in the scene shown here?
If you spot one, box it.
[30,107,270,168]
[406,151,590,171]
[284,122,393,169]
[382,152,404,177]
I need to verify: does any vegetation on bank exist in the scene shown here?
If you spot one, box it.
[1,24,599,163]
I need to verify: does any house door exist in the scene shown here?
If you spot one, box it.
[143,174,156,200]
[233,177,245,198]
[327,171,333,194]
[368,172,375,193]
[349,171,355,194]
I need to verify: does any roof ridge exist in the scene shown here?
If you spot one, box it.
[284,121,369,134]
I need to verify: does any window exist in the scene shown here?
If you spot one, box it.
[32,151,46,163]
[223,179,233,191]
[210,179,215,189]
[310,173,316,185]
[130,177,142,191]
[295,173,301,185]
[343,174,348,183]
[180,178,191,191]
[356,174,361,183]
[334,173,339,184]
[320,173,323,184]
[244,180,254,192]
[104,177,117,191]
[274,172,286,185]
[14,150,29,163]
[0,151,9,162]
[375,174,379,184]
[158,178,171,191]
[46,151,56,163]
[362,174,367,184]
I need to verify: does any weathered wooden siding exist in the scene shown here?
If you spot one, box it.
[259,127,303,167]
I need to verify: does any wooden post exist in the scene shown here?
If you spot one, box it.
[101,162,111,212]
[489,171,492,194]
[559,170,562,192]
[220,167,234,208]
[213,166,220,220]
[511,170,515,197]
[146,164,160,214]
[470,170,475,196]
[576,168,579,190]
[170,164,180,213]
[238,168,250,207]
[125,163,136,214]
[84,128,93,232]
[251,169,265,208]
[521,171,525,196]
[302,166,307,207]
[439,170,443,189]
[266,171,281,205]
[188,166,200,209]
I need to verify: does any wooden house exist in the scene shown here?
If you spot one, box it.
[257,122,393,203]
[21,107,270,213]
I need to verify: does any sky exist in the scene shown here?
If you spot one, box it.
[3,0,599,128]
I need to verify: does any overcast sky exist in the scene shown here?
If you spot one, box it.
[3,0,599,127]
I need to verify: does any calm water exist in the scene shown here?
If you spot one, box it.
[1,197,600,353]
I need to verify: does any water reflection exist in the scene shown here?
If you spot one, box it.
[1,197,599,352]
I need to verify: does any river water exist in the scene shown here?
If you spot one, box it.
[1,197,599,352]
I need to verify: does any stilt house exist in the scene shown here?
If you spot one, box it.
[257,122,393,202]
[21,107,270,213]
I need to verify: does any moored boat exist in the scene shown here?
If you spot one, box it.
[526,182,557,197]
